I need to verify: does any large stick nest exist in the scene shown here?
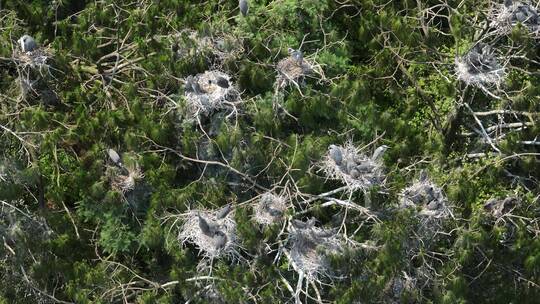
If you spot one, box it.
[183,70,240,120]
[285,219,343,281]
[169,30,244,65]
[399,175,450,219]
[252,192,288,225]
[455,43,506,88]
[484,196,520,218]
[321,142,386,191]
[178,209,240,260]
[13,46,59,105]
[13,47,52,70]
[489,1,540,36]
[275,50,325,91]
[108,163,144,195]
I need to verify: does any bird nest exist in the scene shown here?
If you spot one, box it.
[399,177,450,219]
[252,192,288,225]
[489,1,540,36]
[285,219,342,281]
[178,209,240,260]
[1,200,53,255]
[383,273,417,303]
[13,47,52,71]
[109,163,144,195]
[183,70,240,121]
[170,30,243,65]
[13,47,58,104]
[484,196,519,218]
[321,143,386,191]
[275,56,314,90]
[455,43,506,88]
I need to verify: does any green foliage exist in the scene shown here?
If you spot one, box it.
[0,0,539,303]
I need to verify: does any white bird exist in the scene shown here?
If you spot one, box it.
[371,145,389,161]
[18,35,37,53]
[107,149,123,167]
[239,0,249,16]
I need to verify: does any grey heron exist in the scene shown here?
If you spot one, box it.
[107,149,123,167]
[198,214,216,236]
[215,76,230,88]
[288,47,303,64]
[267,208,283,217]
[185,76,205,94]
[418,170,429,182]
[328,145,342,165]
[371,145,389,161]
[18,35,37,53]
[292,217,316,229]
[214,230,227,249]
[216,204,232,219]
[239,0,249,16]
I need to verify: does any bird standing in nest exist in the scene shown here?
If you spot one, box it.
[18,35,37,53]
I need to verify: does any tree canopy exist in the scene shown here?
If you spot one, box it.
[0,0,539,303]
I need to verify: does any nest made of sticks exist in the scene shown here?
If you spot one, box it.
[170,30,244,65]
[489,1,540,35]
[178,209,240,260]
[400,176,450,219]
[183,70,240,120]
[455,43,506,87]
[13,47,52,70]
[383,272,417,303]
[1,200,53,253]
[109,163,144,195]
[13,46,60,105]
[275,56,312,89]
[285,219,342,281]
[322,143,386,191]
[484,196,520,218]
[252,192,288,225]
[275,49,327,91]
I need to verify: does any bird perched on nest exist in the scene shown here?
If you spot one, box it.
[513,3,539,24]
[214,76,230,89]
[292,218,316,229]
[198,214,218,236]
[185,75,205,94]
[328,145,343,166]
[18,35,37,53]
[466,44,498,74]
[288,48,303,65]
[239,0,249,16]
[213,230,228,249]
[216,204,233,219]
[107,149,123,167]
[371,145,389,162]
